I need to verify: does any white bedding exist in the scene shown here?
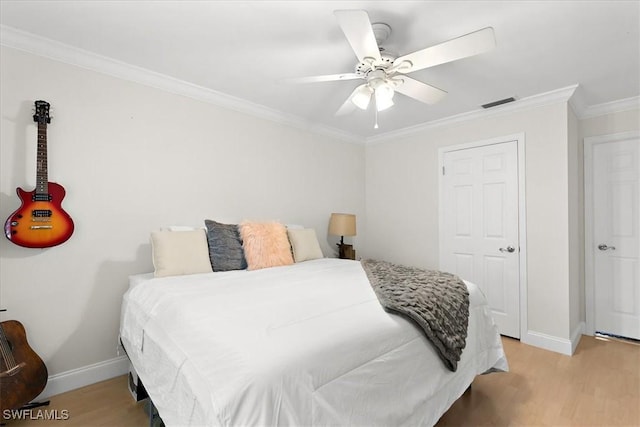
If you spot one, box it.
[120,258,507,426]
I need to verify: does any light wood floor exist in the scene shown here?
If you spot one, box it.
[4,335,639,426]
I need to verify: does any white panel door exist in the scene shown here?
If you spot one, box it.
[593,137,640,340]
[441,141,520,338]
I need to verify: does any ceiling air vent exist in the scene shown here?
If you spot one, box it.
[481,97,516,109]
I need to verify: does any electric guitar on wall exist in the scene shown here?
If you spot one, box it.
[4,100,74,248]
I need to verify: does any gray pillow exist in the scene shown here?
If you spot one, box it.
[204,220,247,271]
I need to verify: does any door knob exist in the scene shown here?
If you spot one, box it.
[499,246,516,253]
[597,244,616,251]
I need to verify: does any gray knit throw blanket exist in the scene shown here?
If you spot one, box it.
[361,259,470,371]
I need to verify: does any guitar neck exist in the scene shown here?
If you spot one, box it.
[35,122,49,198]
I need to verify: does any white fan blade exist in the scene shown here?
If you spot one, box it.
[334,10,382,63]
[394,27,495,73]
[394,76,447,104]
[335,98,357,116]
[285,73,361,84]
[335,85,367,116]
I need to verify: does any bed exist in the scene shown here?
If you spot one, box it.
[120,257,507,426]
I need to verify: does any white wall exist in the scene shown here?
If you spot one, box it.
[568,105,582,342]
[364,102,573,343]
[0,46,365,378]
[364,101,640,351]
[580,108,640,138]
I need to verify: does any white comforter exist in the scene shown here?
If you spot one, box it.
[120,258,507,426]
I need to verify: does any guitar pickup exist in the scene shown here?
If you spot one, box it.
[30,226,53,230]
[31,210,52,217]
[32,194,52,202]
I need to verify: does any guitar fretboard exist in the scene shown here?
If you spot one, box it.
[35,122,49,197]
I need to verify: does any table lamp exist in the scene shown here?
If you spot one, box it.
[329,213,356,259]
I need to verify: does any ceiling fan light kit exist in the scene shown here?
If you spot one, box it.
[352,84,374,110]
[372,80,395,111]
[291,10,496,128]
[351,70,396,112]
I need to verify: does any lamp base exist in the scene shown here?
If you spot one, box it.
[338,244,356,260]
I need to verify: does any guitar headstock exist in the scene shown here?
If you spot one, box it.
[33,100,51,125]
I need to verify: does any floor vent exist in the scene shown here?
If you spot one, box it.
[482,97,516,109]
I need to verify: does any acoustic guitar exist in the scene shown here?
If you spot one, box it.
[4,100,74,248]
[0,319,48,417]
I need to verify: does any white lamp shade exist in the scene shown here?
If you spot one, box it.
[351,85,373,110]
[375,83,395,111]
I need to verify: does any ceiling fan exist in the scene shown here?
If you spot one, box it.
[290,10,496,126]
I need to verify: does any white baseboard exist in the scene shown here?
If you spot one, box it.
[36,355,129,400]
[571,321,586,354]
[521,330,574,356]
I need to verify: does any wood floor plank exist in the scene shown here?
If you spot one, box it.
[3,335,638,426]
[437,335,640,426]
[2,376,148,427]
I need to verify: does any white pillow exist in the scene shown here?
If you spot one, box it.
[164,225,206,231]
[285,224,304,230]
[287,228,324,262]
[151,230,213,277]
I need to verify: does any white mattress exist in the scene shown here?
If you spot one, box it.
[120,258,507,426]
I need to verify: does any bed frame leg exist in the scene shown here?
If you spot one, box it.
[146,398,164,427]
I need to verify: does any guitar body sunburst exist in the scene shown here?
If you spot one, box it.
[5,183,74,248]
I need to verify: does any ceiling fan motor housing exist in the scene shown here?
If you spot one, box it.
[372,22,392,45]
[354,22,396,77]
[354,55,395,77]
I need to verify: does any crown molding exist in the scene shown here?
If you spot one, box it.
[2,25,636,146]
[366,85,580,144]
[579,95,640,119]
[567,84,588,117]
[0,25,364,145]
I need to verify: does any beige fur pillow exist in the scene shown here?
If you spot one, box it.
[239,221,294,270]
[151,229,213,277]
[287,228,324,262]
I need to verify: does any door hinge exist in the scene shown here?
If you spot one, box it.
[442,166,445,175]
